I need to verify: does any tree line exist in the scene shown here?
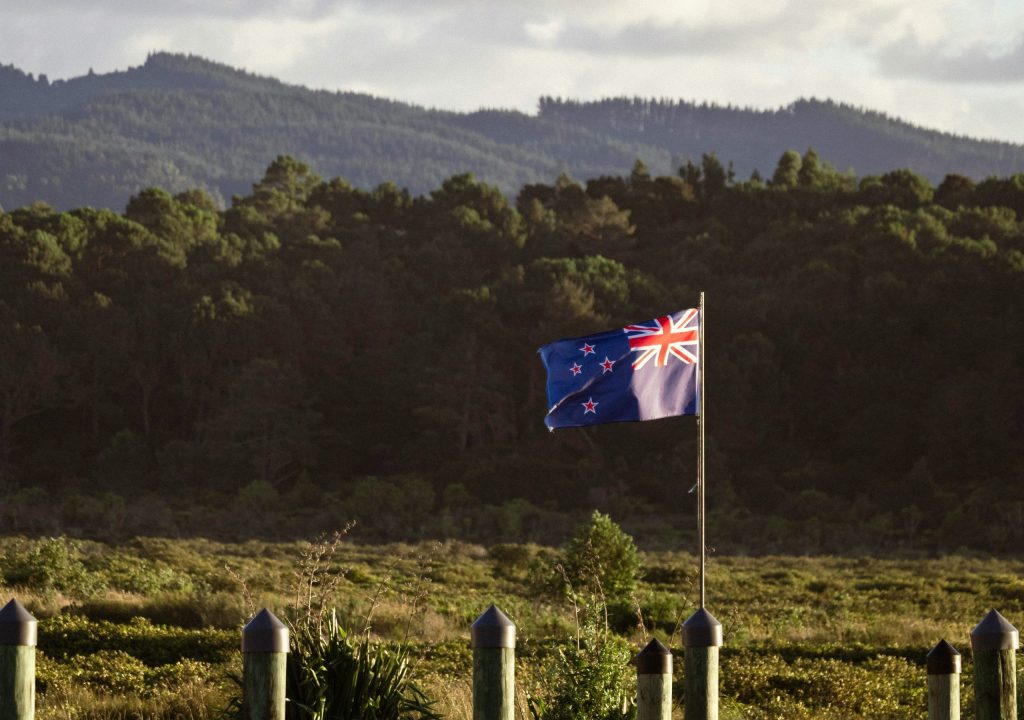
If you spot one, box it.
[1,151,1022,552]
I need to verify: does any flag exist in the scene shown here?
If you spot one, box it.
[539,308,700,429]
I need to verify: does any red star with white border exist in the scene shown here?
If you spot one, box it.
[600,357,615,373]
[570,363,583,376]
[579,342,595,356]
[582,397,598,414]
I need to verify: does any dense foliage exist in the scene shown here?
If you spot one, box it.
[1,151,1023,551]
[3,52,1024,210]
[561,511,641,606]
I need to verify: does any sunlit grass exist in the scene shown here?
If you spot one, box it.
[4,536,1024,719]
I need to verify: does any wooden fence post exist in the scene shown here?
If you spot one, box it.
[636,638,672,720]
[682,608,722,720]
[0,600,36,720]
[471,604,515,720]
[926,639,960,720]
[242,608,289,720]
[970,610,1017,720]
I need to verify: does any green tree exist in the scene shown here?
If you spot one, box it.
[562,511,641,605]
[771,150,802,188]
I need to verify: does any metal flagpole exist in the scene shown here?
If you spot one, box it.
[698,291,706,608]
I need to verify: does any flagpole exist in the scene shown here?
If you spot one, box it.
[698,291,706,609]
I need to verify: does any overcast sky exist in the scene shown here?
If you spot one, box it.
[4,0,1024,144]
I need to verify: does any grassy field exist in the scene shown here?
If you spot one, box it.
[2,533,1023,719]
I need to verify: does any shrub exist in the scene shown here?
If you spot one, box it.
[145,658,217,694]
[36,653,226,719]
[722,650,923,719]
[89,554,198,595]
[63,649,148,694]
[561,512,641,606]
[526,605,634,720]
[39,615,235,666]
[0,536,101,599]
[286,610,441,720]
[526,515,638,720]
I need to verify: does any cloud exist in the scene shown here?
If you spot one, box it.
[4,0,341,20]
[501,1,933,60]
[877,33,1024,83]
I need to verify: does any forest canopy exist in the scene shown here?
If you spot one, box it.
[1,152,1022,553]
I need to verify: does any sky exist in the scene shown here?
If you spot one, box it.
[3,0,1024,144]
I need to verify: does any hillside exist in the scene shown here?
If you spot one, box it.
[2,52,1023,211]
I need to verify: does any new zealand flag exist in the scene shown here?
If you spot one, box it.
[539,309,700,429]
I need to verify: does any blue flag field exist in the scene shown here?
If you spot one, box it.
[539,308,701,429]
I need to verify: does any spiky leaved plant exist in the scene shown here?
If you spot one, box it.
[283,529,440,720]
[286,609,440,720]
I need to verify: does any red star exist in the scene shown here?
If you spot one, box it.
[582,397,598,414]
[570,363,583,376]
[579,342,595,356]
[600,357,615,373]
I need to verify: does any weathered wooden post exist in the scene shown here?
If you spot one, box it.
[0,599,36,720]
[636,638,673,720]
[970,610,1018,720]
[682,608,722,720]
[242,608,289,720]
[471,604,515,720]
[926,639,960,720]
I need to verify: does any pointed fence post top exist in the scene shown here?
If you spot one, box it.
[242,608,289,653]
[927,639,961,675]
[682,607,723,648]
[635,637,673,675]
[471,604,516,649]
[971,610,1019,652]
[0,598,37,647]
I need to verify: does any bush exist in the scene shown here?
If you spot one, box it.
[63,649,148,693]
[561,512,641,606]
[286,610,441,720]
[722,650,923,719]
[526,607,634,720]
[89,553,198,595]
[39,615,235,666]
[0,536,101,599]
[36,652,225,718]
[526,515,638,720]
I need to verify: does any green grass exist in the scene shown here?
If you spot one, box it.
[2,535,1022,719]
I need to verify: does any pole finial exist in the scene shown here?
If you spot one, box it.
[926,639,961,675]
[682,607,722,648]
[471,604,516,649]
[970,609,1018,651]
[242,608,289,653]
[0,599,37,647]
[635,638,673,674]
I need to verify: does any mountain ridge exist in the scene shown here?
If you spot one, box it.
[1,52,1023,211]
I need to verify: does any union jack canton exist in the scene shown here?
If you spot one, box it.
[539,308,700,429]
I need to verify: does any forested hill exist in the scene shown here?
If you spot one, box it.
[2,154,1023,551]
[2,52,1024,211]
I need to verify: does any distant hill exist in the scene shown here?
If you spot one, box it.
[2,52,1024,211]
